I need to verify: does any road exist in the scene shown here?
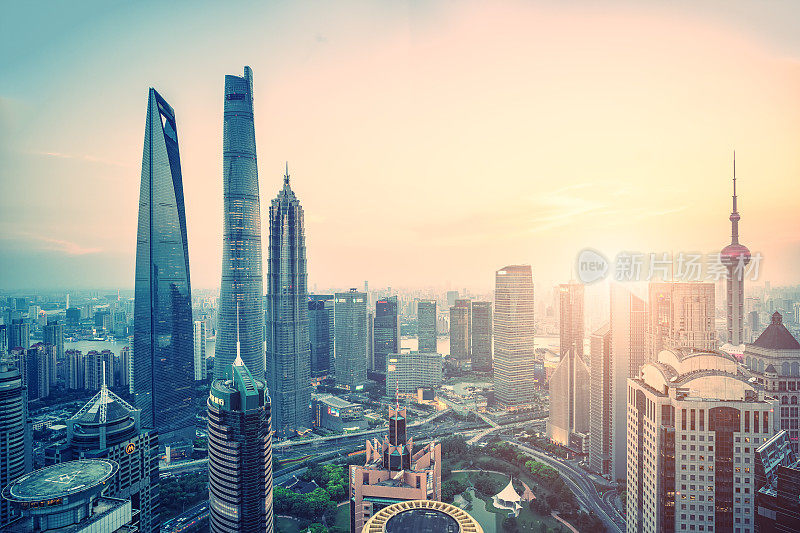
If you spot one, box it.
[161,500,208,533]
[507,439,625,533]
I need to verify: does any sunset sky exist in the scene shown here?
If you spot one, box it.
[2,1,799,291]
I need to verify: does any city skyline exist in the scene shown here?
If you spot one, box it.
[3,1,800,291]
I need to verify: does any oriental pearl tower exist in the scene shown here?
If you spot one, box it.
[720,153,750,346]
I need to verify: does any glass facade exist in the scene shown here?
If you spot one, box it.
[265,167,311,436]
[308,295,334,378]
[133,88,194,440]
[334,291,367,390]
[373,296,399,374]
[416,301,437,354]
[218,66,265,380]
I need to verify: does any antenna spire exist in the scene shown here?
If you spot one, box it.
[284,161,290,186]
[732,150,737,213]
[234,301,243,366]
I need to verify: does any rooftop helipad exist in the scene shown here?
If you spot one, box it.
[3,459,117,502]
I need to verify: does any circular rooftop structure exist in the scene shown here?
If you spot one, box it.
[2,459,118,504]
[362,500,483,533]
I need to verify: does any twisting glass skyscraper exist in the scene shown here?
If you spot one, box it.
[218,66,265,379]
[265,166,311,436]
[133,88,194,440]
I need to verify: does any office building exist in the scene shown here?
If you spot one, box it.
[42,321,64,363]
[742,312,800,451]
[21,345,49,401]
[8,320,29,352]
[647,282,716,360]
[558,281,584,360]
[446,291,458,308]
[45,371,160,533]
[119,345,131,392]
[309,295,334,379]
[449,299,470,364]
[1,459,134,532]
[65,307,81,330]
[471,301,492,371]
[362,500,483,533]
[367,310,375,376]
[493,265,536,409]
[133,87,194,442]
[721,160,751,345]
[589,324,613,476]
[311,394,367,432]
[417,300,437,354]
[627,348,776,533]
[547,347,590,452]
[373,297,400,375]
[610,284,647,481]
[194,320,207,381]
[207,355,273,533]
[334,290,368,391]
[755,431,800,532]
[0,363,30,528]
[264,164,311,436]
[349,407,441,533]
[386,352,443,394]
[218,66,265,381]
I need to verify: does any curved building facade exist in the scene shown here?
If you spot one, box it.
[0,363,29,527]
[265,168,311,436]
[208,357,273,533]
[217,66,265,380]
[362,500,482,533]
[133,88,194,440]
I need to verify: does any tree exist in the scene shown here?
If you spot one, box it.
[441,478,468,502]
[502,516,519,532]
[307,524,327,533]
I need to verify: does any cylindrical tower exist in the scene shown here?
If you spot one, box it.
[0,363,29,527]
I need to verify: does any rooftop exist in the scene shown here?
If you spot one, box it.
[3,459,117,502]
[751,312,800,351]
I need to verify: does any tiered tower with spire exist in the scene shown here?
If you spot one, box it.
[720,153,751,346]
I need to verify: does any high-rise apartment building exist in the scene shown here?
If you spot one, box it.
[264,164,311,436]
[558,281,584,360]
[67,349,86,390]
[349,407,441,533]
[194,320,207,381]
[741,312,800,452]
[133,88,194,442]
[0,363,30,528]
[119,345,131,392]
[720,161,751,345]
[8,320,29,352]
[373,297,400,375]
[449,299,470,363]
[647,282,716,359]
[609,284,647,481]
[754,430,800,532]
[334,290,368,391]
[547,347,590,451]
[308,295,334,379]
[45,373,160,533]
[493,265,536,409]
[417,300,437,354]
[21,345,49,401]
[627,348,776,533]
[208,356,273,533]
[471,301,492,371]
[42,321,64,363]
[386,351,443,394]
[589,324,613,476]
[218,66,265,380]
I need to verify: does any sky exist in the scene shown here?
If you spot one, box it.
[1,0,800,292]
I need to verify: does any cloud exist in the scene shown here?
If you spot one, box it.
[0,230,101,255]
[27,150,132,169]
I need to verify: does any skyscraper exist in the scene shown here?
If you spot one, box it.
[417,300,437,354]
[208,355,273,533]
[373,296,400,375]
[609,284,646,481]
[493,265,536,409]
[721,155,751,345]
[218,66,265,380]
[334,290,368,391]
[133,88,195,441]
[546,347,590,451]
[308,295,334,379]
[627,348,776,533]
[588,324,612,476]
[45,371,160,533]
[265,165,311,436]
[8,319,29,352]
[471,301,492,371]
[449,299,470,363]
[647,281,715,359]
[558,281,584,360]
[42,321,64,363]
[0,362,30,528]
[194,320,207,381]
